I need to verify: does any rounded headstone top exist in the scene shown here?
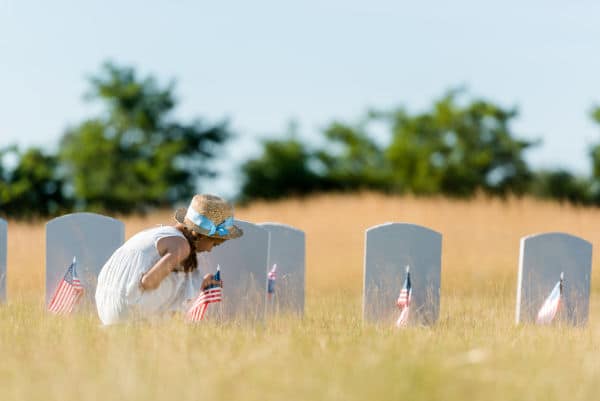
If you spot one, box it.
[366,222,441,237]
[46,212,124,228]
[521,232,592,248]
[259,222,304,234]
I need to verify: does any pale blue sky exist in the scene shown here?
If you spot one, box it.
[1,0,599,196]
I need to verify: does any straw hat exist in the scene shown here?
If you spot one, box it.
[174,194,243,239]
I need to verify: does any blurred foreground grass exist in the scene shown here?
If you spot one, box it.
[2,293,600,401]
[4,194,600,400]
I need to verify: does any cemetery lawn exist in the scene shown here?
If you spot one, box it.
[3,193,600,401]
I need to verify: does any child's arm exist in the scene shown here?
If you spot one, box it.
[140,236,190,290]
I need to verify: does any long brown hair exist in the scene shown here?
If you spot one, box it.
[179,226,201,273]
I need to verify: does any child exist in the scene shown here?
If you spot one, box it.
[95,194,243,324]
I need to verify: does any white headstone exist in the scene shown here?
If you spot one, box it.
[46,213,124,308]
[259,223,305,317]
[363,223,442,326]
[194,220,269,323]
[516,232,592,326]
[0,219,6,303]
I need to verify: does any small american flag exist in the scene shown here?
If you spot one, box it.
[267,264,277,297]
[186,266,222,322]
[536,272,563,325]
[48,256,84,315]
[396,265,412,328]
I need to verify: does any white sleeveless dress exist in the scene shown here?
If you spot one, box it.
[95,226,196,325]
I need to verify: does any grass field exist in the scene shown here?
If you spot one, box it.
[3,193,600,400]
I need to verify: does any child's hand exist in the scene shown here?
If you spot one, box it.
[201,273,223,290]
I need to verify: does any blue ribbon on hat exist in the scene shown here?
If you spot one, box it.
[185,208,234,236]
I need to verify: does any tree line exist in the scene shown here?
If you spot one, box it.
[241,94,600,206]
[1,63,600,219]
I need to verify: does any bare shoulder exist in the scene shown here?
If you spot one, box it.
[156,235,191,262]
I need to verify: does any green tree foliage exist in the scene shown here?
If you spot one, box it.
[60,63,230,213]
[382,91,535,197]
[315,121,391,191]
[587,105,600,203]
[240,137,327,201]
[239,91,536,200]
[0,147,71,218]
[528,105,600,205]
[529,170,591,204]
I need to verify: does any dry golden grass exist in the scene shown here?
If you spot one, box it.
[10,193,600,298]
[3,193,600,400]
